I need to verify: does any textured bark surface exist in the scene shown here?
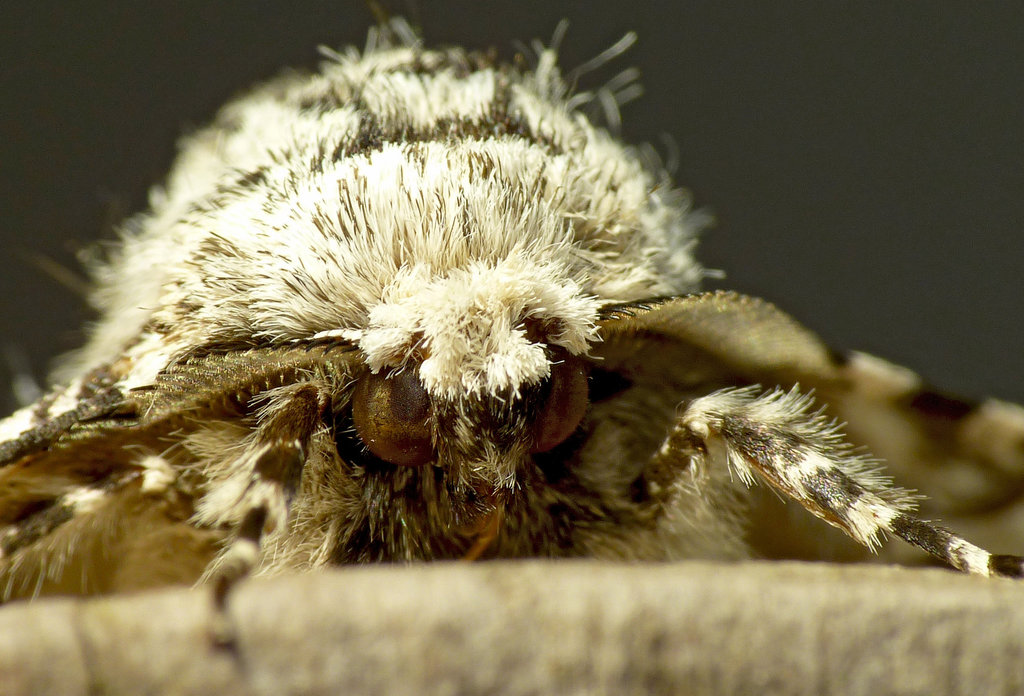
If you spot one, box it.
[1,560,1022,696]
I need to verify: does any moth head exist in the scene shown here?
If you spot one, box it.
[344,260,599,483]
[350,348,589,473]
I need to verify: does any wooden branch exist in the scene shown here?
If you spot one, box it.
[2,561,1023,695]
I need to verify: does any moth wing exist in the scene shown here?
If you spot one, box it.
[0,342,361,599]
[0,374,193,599]
[595,291,1024,565]
[816,351,1024,558]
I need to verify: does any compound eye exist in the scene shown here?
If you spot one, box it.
[351,368,434,466]
[530,355,589,453]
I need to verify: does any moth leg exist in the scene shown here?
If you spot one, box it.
[649,385,1024,578]
[208,505,268,646]
[199,383,327,642]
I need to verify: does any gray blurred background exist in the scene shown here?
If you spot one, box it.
[2,2,1023,414]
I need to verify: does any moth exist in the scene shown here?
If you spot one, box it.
[1,21,1022,602]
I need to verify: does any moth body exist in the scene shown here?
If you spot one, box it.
[1,24,1022,600]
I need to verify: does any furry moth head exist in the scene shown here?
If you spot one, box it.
[1,22,1021,599]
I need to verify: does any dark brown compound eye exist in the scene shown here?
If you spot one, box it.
[351,368,435,466]
[530,355,589,453]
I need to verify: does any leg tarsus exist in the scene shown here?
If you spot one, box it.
[990,554,1024,578]
[208,505,267,648]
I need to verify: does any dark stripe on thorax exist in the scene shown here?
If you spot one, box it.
[336,71,561,164]
[194,70,563,221]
